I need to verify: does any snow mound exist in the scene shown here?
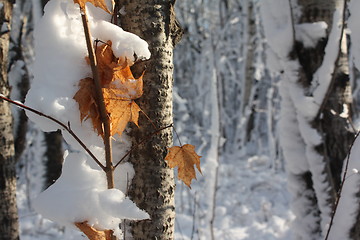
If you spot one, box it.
[33,152,149,238]
[294,22,327,48]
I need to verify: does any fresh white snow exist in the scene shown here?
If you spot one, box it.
[294,22,327,48]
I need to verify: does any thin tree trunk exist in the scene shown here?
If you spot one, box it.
[120,0,181,239]
[0,1,19,239]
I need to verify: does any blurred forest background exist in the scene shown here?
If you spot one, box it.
[2,0,360,239]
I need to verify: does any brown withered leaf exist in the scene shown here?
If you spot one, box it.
[74,41,144,137]
[95,41,117,86]
[73,0,111,13]
[165,144,202,188]
[102,88,141,136]
[73,78,103,135]
[95,41,141,89]
[75,221,112,240]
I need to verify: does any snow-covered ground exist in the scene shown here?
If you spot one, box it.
[174,157,293,240]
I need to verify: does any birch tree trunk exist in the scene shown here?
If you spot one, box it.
[0,1,19,239]
[119,1,181,239]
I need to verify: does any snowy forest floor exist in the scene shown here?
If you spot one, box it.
[174,155,293,240]
[17,127,293,240]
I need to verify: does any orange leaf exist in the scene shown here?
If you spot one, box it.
[96,41,144,96]
[103,88,141,136]
[95,41,118,86]
[108,66,144,99]
[75,221,112,240]
[73,78,103,135]
[165,144,202,188]
[73,0,111,13]
[74,41,144,137]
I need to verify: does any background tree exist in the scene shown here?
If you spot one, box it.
[0,0,19,239]
[273,0,354,239]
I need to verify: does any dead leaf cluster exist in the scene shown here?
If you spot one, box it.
[73,41,143,137]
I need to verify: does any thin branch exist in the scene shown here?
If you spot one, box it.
[113,124,173,169]
[324,131,360,240]
[79,6,114,189]
[0,94,106,171]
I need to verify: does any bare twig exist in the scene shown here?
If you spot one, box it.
[0,94,106,171]
[324,131,360,240]
[79,6,114,189]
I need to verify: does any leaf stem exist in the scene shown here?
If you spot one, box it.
[80,6,114,189]
[172,125,182,146]
[0,94,106,171]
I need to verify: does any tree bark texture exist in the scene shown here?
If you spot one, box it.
[0,1,19,239]
[119,1,181,239]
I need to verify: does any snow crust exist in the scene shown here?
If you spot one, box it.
[294,22,327,48]
[24,0,150,236]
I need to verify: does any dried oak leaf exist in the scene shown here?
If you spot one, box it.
[165,144,202,188]
[74,41,144,137]
[75,221,112,240]
[73,0,111,13]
